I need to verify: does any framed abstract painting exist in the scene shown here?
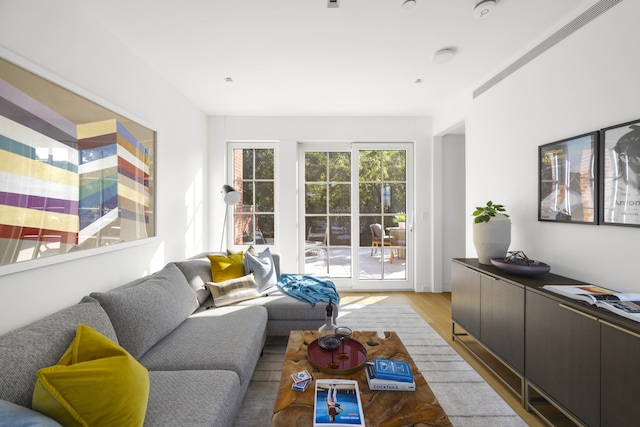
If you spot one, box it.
[0,57,156,268]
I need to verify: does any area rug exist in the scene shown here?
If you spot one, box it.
[234,304,526,426]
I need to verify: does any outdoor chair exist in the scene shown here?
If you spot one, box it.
[370,223,394,263]
[305,225,329,273]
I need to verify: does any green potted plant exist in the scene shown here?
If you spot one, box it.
[472,201,511,264]
[394,212,406,229]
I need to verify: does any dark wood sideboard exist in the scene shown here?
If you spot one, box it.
[451,258,640,427]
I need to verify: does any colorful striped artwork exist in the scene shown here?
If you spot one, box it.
[78,119,150,244]
[0,65,155,266]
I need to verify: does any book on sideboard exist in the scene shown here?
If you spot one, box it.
[365,363,415,391]
[543,284,640,323]
[313,379,365,427]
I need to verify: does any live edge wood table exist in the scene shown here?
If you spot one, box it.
[270,330,452,427]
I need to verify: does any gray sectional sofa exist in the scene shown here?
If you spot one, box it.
[0,252,331,426]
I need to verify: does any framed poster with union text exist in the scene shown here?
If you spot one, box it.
[599,119,640,227]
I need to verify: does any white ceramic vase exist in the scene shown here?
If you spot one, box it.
[473,214,511,264]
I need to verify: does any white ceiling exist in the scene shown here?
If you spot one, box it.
[76,0,597,117]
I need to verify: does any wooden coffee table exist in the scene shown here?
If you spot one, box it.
[270,330,452,427]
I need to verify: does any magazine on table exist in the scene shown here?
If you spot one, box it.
[314,379,365,427]
[594,300,640,323]
[543,285,640,322]
[365,362,415,391]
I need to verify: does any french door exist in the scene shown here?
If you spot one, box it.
[300,142,413,290]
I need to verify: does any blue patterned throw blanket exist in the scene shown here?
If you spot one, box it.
[276,274,340,307]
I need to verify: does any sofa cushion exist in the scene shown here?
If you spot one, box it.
[0,399,62,427]
[205,274,260,307]
[138,305,267,390]
[243,247,278,293]
[32,324,149,427]
[234,289,332,320]
[0,299,117,407]
[145,370,241,427]
[90,263,198,359]
[187,251,281,277]
[207,252,244,282]
[170,259,211,305]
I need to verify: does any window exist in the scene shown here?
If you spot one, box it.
[231,147,275,245]
[304,151,352,276]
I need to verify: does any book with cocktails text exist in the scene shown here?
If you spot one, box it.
[372,358,414,383]
[365,362,415,391]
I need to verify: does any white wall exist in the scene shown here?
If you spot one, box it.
[440,134,466,291]
[0,0,209,335]
[208,116,435,291]
[466,0,640,291]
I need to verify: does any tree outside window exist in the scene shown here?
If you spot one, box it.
[305,151,351,247]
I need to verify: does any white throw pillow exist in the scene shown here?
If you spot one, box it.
[206,274,260,307]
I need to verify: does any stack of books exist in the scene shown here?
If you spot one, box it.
[365,358,415,391]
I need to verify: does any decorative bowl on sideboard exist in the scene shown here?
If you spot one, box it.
[490,251,550,276]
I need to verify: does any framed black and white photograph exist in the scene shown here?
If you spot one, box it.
[539,132,598,224]
[600,119,640,227]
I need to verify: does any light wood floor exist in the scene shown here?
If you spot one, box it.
[339,291,545,427]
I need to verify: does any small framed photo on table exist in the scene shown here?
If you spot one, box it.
[600,119,640,227]
[539,132,599,224]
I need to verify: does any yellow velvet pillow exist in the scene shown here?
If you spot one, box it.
[32,324,150,427]
[208,251,244,282]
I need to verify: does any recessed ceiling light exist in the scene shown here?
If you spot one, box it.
[402,0,416,9]
[224,77,233,83]
[327,0,339,8]
[432,48,456,64]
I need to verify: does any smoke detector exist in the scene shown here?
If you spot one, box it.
[401,0,416,9]
[473,0,496,18]
[432,48,456,64]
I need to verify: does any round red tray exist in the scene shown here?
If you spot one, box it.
[306,337,368,374]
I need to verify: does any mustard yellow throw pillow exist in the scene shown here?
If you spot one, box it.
[208,251,244,282]
[32,324,150,427]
